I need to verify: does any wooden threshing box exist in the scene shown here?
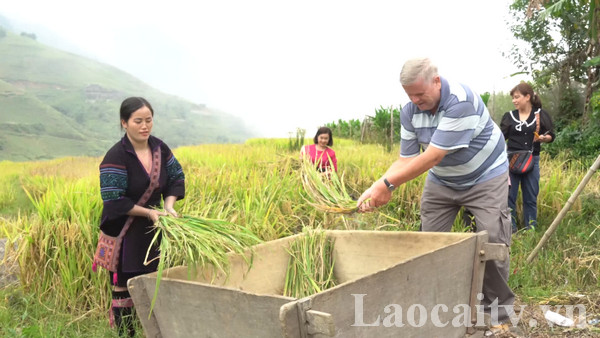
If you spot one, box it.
[128,230,506,337]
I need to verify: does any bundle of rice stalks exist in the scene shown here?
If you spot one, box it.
[283,227,336,298]
[145,214,262,314]
[300,157,358,214]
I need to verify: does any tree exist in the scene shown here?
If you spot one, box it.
[582,0,600,123]
[512,0,600,122]
[537,0,600,123]
[326,106,401,151]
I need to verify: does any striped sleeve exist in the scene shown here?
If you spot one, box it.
[99,150,135,219]
[166,153,185,185]
[99,164,128,202]
[400,106,420,157]
[164,145,185,200]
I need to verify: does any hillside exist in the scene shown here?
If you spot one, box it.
[0,28,255,161]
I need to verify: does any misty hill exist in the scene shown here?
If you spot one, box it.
[0,27,255,162]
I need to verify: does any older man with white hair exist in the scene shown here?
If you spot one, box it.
[357,57,515,335]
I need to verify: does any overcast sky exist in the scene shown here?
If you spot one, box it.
[2,0,527,137]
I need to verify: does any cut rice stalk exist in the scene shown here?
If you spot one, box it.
[145,214,262,316]
[283,227,336,298]
[300,157,358,214]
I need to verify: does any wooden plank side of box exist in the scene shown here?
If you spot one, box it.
[130,275,294,338]
[305,234,478,337]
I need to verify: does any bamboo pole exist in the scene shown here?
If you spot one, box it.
[527,153,600,263]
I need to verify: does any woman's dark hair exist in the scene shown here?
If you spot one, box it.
[120,97,154,129]
[510,82,542,110]
[313,126,333,146]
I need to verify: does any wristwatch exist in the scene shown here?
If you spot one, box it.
[383,178,395,192]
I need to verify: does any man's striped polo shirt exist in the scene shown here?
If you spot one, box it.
[400,77,508,189]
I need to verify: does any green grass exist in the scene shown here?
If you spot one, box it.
[0,162,34,215]
[0,285,142,338]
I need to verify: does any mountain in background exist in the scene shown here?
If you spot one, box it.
[0,26,255,162]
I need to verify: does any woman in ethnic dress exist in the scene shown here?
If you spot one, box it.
[98,97,185,336]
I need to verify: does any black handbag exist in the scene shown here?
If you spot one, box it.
[508,150,534,174]
[507,109,540,175]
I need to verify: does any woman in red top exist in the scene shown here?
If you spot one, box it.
[301,126,338,172]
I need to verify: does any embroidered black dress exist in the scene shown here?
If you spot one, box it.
[99,135,185,281]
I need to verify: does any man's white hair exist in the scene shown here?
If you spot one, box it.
[400,57,439,85]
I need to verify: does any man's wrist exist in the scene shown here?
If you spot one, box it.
[383,178,395,192]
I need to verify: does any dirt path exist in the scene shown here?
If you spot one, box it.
[495,296,600,337]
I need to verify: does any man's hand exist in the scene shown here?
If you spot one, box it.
[356,181,392,212]
[369,180,392,208]
[356,187,373,212]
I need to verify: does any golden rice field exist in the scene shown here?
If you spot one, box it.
[0,138,599,336]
